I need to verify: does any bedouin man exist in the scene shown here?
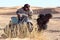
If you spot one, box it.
[16,4,33,32]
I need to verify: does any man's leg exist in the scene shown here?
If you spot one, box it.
[27,22,33,32]
[17,15,21,23]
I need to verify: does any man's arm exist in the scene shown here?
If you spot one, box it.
[29,9,33,16]
[16,9,23,17]
[28,9,33,19]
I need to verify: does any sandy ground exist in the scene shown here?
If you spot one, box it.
[0,14,60,40]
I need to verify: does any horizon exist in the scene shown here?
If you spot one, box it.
[0,0,60,8]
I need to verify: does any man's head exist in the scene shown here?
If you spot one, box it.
[23,4,30,11]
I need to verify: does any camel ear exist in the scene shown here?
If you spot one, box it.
[45,14,52,19]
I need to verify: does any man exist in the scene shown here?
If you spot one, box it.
[16,4,33,23]
[16,4,33,32]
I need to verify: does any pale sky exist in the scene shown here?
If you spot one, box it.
[0,0,60,7]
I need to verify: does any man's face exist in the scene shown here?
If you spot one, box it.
[25,7,30,11]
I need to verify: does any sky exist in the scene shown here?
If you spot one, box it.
[0,0,60,7]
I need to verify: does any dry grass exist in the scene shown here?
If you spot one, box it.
[0,14,48,40]
[0,7,60,40]
[0,14,60,40]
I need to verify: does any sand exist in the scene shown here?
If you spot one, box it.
[0,14,60,40]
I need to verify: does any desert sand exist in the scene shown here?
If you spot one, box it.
[0,7,60,40]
